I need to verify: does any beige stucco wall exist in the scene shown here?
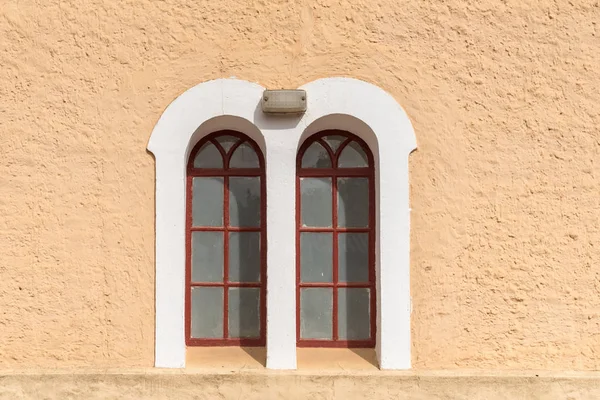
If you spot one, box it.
[3,370,600,400]
[0,0,599,370]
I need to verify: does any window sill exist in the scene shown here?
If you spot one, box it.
[297,348,378,370]
[186,347,265,370]
[185,347,378,370]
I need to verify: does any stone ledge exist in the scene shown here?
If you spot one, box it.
[1,370,600,399]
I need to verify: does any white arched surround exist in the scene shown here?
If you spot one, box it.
[147,77,417,370]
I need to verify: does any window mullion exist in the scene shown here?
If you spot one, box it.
[332,174,339,342]
[223,175,230,340]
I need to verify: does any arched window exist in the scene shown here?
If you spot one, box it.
[151,78,415,369]
[186,131,266,346]
[296,130,375,348]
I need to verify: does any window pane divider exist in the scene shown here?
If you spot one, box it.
[188,169,261,177]
[297,168,370,177]
[299,227,369,233]
[190,282,262,287]
[188,338,264,347]
[190,226,261,232]
[298,282,374,288]
[297,339,374,348]
[222,176,230,339]
[332,173,339,341]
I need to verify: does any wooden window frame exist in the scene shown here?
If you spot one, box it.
[296,130,376,348]
[185,130,267,347]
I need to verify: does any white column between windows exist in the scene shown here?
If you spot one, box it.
[264,139,298,369]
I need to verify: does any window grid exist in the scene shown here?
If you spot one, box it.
[185,131,266,346]
[296,130,376,348]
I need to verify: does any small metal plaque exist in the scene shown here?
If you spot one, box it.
[261,89,307,114]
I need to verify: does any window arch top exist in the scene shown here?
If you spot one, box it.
[190,131,262,170]
[298,131,371,170]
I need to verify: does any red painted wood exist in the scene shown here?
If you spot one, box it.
[296,130,376,348]
[223,173,229,339]
[190,226,261,232]
[296,168,371,177]
[185,130,266,347]
[298,227,370,232]
[295,171,302,347]
[187,337,264,347]
[188,169,265,177]
[332,161,339,341]
[296,339,374,348]
[185,162,192,345]
[190,282,262,287]
[294,282,375,288]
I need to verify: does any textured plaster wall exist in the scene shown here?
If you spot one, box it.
[3,370,600,400]
[0,0,599,370]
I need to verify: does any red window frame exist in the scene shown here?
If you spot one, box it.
[185,130,266,347]
[296,130,376,348]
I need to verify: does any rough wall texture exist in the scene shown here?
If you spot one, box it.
[3,370,600,400]
[0,0,599,369]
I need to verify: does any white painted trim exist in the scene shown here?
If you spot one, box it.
[148,77,417,370]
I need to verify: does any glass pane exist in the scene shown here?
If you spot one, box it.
[300,288,333,340]
[191,287,224,339]
[228,288,260,338]
[322,135,346,153]
[216,135,239,153]
[300,178,332,227]
[337,177,369,228]
[193,142,223,168]
[301,142,331,168]
[338,233,369,283]
[191,231,224,282]
[229,177,261,227]
[228,232,261,283]
[338,288,370,340]
[300,233,333,283]
[229,142,260,168]
[338,141,368,168]
[192,177,224,227]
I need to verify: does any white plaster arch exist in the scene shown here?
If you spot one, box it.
[148,77,417,370]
